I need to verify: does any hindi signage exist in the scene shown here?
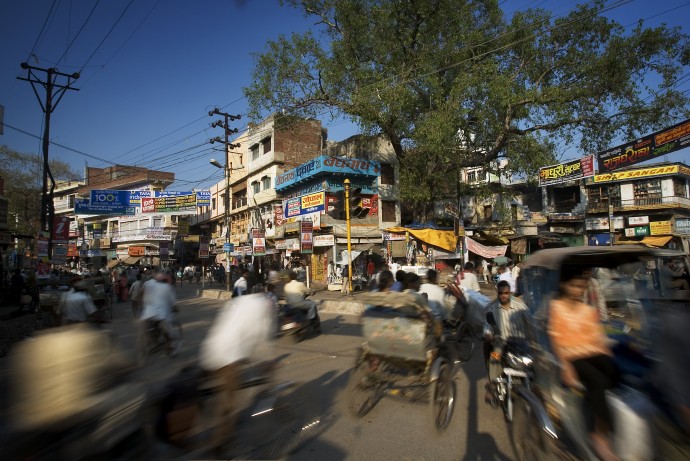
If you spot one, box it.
[592,165,679,183]
[141,194,197,214]
[650,221,672,235]
[539,155,595,186]
[597,119,690,173]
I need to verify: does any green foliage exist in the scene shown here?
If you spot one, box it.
[247,0,690,220]
[0,145,80,236]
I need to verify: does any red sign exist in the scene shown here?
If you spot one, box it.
[300,221,313,254]
[52,216,70,244]
[274,204,286,227]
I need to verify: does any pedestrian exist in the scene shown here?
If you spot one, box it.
[129,274,144,319]
[419,269,446,322]
[58,279,98,325]
[327,261,335,284]
[481,259,489,283]
[457,261,481,292]
[366,258,375,282]
[232,269,249,297]
[497,264,516,293]
[391,270,406,292]
[140,269,179,357]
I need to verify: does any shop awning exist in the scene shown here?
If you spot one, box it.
[106,259,121,269]
[640,235,673,248]
[385,226,457,252]
[122,256,142,265]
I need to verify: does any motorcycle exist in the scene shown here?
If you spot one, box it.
[277,296,321,343]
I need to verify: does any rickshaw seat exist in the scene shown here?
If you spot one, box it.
[359,291,438,363]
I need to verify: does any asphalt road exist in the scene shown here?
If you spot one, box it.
[0,282,515,460]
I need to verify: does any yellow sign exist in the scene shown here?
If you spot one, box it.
[649,221,672,235]
[301,192,324,208]
[593,165,678,183]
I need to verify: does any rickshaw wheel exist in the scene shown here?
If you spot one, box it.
[510,397,552,461]
[455,321,476,363]
[430,362,455,431]
[347,359,382,418]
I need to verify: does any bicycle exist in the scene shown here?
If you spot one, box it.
[140,317,183,362]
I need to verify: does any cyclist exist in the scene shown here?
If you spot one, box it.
[140,269,180,357]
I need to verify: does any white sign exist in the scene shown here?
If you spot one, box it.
[313,234,335,247]
[628,216,649,226]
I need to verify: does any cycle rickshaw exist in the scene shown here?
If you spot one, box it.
[346,291,456,431]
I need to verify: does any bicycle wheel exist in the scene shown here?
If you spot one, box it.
[455,321,476,363]
[430,362,456,431]
[347,358,383,417]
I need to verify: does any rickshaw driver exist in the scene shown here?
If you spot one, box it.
[661,258,689,290]
[483,280,530,402]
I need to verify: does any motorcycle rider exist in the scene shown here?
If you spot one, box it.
[284,270,319,326]
[483,280,530,403]
[140,269,179,357]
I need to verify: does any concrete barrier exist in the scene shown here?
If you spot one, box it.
[200,289,232,300]
[319,299,365,316]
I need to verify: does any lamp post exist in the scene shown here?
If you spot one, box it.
[209,107,241,292]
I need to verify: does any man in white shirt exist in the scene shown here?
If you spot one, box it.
[232,269,249,296]
[419,269,447,321]
[199,292,276,453]
[458,261,481,292]
[284,271,318,320]
[481,259,490,283]
[59,280,98,324]
[140,271,179,355]
[497,265,516,293]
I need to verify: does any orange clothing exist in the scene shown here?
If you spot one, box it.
[548,299,611,362]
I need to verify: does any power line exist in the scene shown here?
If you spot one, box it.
[56,0,102,67]
[79,0,136,72]
[26,0,59,64]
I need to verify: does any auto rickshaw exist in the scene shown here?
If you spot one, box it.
[512,246,690,461]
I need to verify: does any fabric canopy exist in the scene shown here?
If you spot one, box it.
[121,256,141,265]
[385,227,457,252]
[640,235,673,248]
[106,259,120,269]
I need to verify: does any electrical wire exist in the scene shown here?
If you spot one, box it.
[25,0,59,64]
[79,0,136,73]
[56,0,102,67]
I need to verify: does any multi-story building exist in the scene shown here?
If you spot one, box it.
[73,165,176,268]
[194,114,325,267]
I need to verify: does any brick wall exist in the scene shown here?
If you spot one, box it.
[274,119,323,170]
[78,165,174,196]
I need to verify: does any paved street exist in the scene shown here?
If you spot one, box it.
[0,280,513,460]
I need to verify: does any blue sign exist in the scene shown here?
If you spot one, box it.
[75,198,136,216]
[129,190,152,204]
[275,155,380,191]
[196,191,211,207]
[90,190,131,207]
[155,190,193,197]
[223,242,234,252]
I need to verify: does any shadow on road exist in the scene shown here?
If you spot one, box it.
[459,345,514,461]
[320,315,362,338]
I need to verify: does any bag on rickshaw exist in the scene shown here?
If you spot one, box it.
[462,289,491,336]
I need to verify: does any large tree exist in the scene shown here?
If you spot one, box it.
[245,0,690,219]
[0,146,80,236]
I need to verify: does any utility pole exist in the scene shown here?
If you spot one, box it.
[345,179,354,293]
[208,107,241,292]
[18,63,79,262]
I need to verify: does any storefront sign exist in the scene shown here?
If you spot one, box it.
[52,216,70,244]
[628,216,649,226]
[276,156,380,191]
[539,155,595,186]
[196,191,211,207]
[313,234,335,247]
[465,237,507,259]
[624,226,650,237]
[128,246,145,256]
[586,216,624,230]
[597,119,690,173]
[650,220,672,235]
[382,232,407,241]
[141,194,196,215]
[592,165,679,183]
[300,221,313,254]
[674,218,690,235]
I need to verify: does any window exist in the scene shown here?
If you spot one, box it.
[212,198,216,210]
[467,171,477,183]
[673,178,687,198]
[483,205,492,222]
[478,170,487,182]
[261,137,272,154]
[380,163,395,185]
[250,144,260,161]
[381,200,396,222]
[252,181,260,194]
[261,176,271,190]
[153,217,162,227]
[633,179,661,198]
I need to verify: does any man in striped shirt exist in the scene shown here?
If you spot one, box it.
[484,280,530,403]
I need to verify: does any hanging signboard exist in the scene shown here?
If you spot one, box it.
[253,237,266,256]
[675,218,690,235]
[465,237,507,259]
[539,155,595,186]
[300,221,313,254]
[75,198,136,216]
[52,216,70,244]
[597,119,690,173]
[313,234,335,247]
[141,195,196,214]
[628,216,650,226]
[650,221,672,235]
[199,236,210,259]
[624,226,650,237]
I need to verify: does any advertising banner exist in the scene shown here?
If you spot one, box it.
[196,191,211,207]
[539,155,595,186]
[52,216,70,244]
[253,237,266,256]
[625,226,650,237]
[628,216,650,226]
[141,194,196,214]
[597,119,690,173]
[650,221,672,235]
[675,218,690,235]
[276,156,381,191]
[300,221,313,254]
[129,190,152,205]
[274,204,286,227]
[465,237,507,259]
[90,190,131,207]
[75,198,136,216]
[313,234,335,247]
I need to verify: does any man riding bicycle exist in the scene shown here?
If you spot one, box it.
[140,269,180,357]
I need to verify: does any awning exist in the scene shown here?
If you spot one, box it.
[385,226,457,252]
[466,237,508,259]
[121,256,142,265]
[640,235,673,248]
[106,259,121,269]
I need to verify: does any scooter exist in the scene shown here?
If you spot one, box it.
[277,297,321,343]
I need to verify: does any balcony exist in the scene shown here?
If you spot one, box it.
[587,195,690,213]
[232,197,248,211]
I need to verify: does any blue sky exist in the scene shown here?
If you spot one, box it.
[1,0,690,192]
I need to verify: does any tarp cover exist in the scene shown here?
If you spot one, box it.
[385,226,457,252]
